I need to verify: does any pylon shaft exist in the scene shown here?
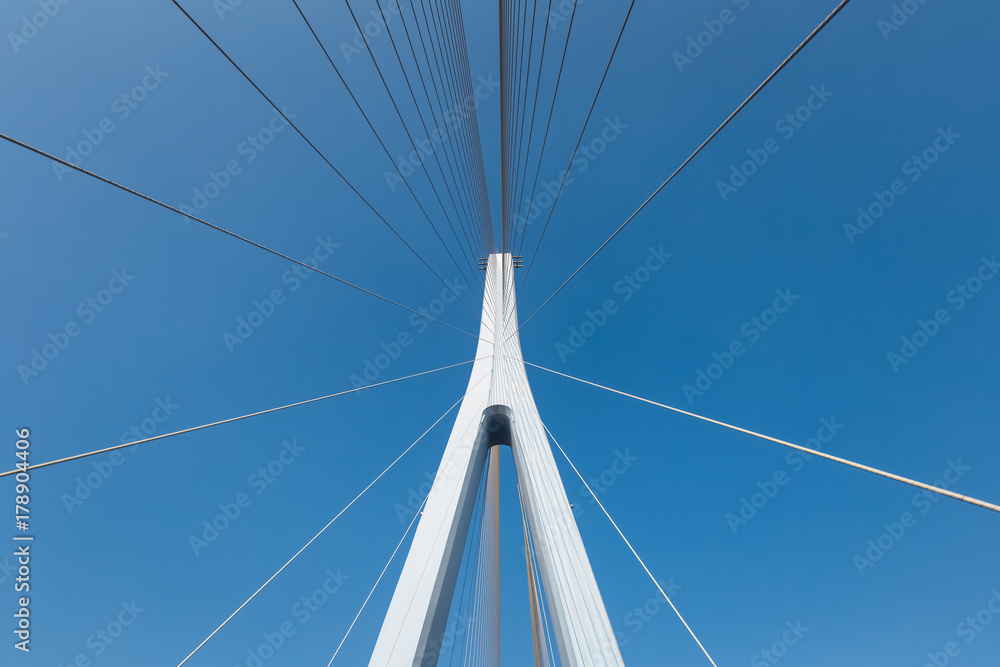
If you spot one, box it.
[369,254,624,666]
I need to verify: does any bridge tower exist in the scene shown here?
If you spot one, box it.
[369,253,625,666]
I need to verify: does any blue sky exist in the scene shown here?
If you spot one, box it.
[1,0,999,665]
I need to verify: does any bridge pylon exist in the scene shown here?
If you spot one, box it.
[369,253,625,666]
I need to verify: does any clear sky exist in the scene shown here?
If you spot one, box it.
[1,0,999,665]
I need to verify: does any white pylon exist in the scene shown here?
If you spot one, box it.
[369,253,625,666]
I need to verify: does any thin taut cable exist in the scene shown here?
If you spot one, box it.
[169,0,474,305]
[0,359,481,478]
[528,361,1000,515]
[517,0,854,332]
[176,389,470,667]
[0,132,480,340]
[326,495,427,665]
[542,421,719,667]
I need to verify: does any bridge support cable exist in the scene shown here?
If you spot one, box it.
[517,0,636,290]
[517,481,555,667]
[453,459,489,666]
[443,0,497,253]
[365,0,492,259]
[338,0,484,286]
[542,421,719,667]
[515,0,855,333]
[168,0,476,308]
[327,495,428,666]
[0,359,483,479]
[408,0,493,258]
[174,385,477,667]
[392,0,496,254]
[507,0,551,257]
[511,0,578,259]
[419,0,492,257]
[504,0,527,253]
[0,138,481,340]
[527,361,1000,516]
[291,0,482,293]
